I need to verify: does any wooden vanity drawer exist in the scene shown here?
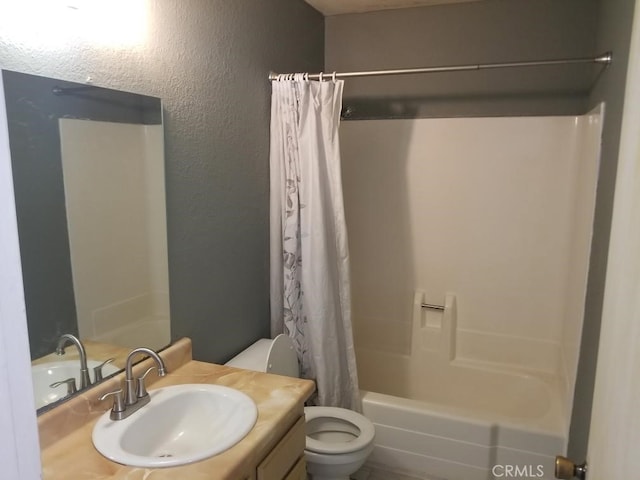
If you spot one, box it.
[257,415,305,480]
[283,456,306,480]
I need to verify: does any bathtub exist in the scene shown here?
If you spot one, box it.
[355,293,567,480]
[93,316,170,351]
[358,348,565,480]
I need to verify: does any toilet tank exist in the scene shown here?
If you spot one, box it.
[225,334,299,378]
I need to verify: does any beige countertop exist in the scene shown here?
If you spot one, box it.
[39,338,315,479]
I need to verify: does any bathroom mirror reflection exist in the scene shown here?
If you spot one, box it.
[2,70,171,412]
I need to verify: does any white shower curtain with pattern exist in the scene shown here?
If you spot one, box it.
[269,74,359,410]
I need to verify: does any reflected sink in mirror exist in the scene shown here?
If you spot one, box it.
[92,384,258,468]
[32,360,120,409]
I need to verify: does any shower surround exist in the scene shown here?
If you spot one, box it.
[340,110,602,479]
[60,119,170,350]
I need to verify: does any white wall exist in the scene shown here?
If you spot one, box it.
[588,2,640,475]
[59,119,169,343]
[341,114,600,380]
[0,69,41,480]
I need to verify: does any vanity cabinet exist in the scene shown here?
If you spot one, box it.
[38,345,316,480]
[253,415,306,480]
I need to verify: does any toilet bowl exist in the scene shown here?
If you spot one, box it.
[305,406,375,480]
[226,335,375,480]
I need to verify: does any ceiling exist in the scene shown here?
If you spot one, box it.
[304,0,484,16]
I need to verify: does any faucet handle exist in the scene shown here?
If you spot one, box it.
[98,389,126,420]
[93,358,115,382]
[136,366,156,399]
[50,377,78,396]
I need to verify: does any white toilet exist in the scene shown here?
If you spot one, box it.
[226,334,375,480]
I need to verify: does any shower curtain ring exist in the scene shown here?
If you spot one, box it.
[332,71,337,82]
[319,72,324,82]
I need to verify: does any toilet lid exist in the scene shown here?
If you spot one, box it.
[304,406,375,455]
[266,334,299,377]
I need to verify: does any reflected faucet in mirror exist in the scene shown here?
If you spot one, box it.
[49,378,78,398]
[31,340,121,410]
[55,334,91,389]
[93,358,115,382]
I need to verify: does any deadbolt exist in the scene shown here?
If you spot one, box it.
[555,456,587,480]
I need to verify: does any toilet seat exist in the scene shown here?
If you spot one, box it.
[304,406,375,455]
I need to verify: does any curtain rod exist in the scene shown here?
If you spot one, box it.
[268,52,612,81]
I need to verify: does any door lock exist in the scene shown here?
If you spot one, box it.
[555,456,587,480]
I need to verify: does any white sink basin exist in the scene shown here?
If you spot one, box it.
[32,360,120,409]
[92,383,258,468]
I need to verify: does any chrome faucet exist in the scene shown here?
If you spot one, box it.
[124,347,167,406]
[56,334,91,389]
[99,347,167,421]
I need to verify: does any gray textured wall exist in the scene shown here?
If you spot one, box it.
[568,0,637,460]
[0,0,324,363]
[326,0,598,119]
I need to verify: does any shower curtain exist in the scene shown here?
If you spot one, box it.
[269,74,359,410]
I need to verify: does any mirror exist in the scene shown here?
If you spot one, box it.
[2,70,171,412]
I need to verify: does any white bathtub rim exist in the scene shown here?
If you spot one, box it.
[92,316,170,351]
[360,389,564,437]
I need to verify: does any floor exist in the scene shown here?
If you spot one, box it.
[351,465,442,480]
